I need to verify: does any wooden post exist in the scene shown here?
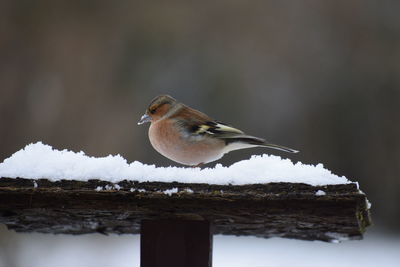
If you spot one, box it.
[141,220,212,267]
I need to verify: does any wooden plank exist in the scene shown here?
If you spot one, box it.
[0,177,371,242]
[141,220,212,267]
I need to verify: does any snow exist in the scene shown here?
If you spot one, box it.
[213,234,400,267]
[104,185,113,190]
[326,232,350,243]
[184,188,194,193]
[0,142,352,186]
[367,199,372,209]
[114,184,121,190]
[163,188,178,196]
[315,190,326,196]
[94,186,103,192]
[1,225,399,267]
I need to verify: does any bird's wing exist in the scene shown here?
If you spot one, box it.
[173,108,298,152]
[173,105,264,141]
[171,105,241,137]
[192,121,244,137]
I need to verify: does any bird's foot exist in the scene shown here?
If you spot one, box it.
[191,163,203,168]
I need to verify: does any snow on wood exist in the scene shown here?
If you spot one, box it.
[0,142,350,186]
[0,142,371,242]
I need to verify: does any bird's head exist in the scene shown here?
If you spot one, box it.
[137,95,178,125]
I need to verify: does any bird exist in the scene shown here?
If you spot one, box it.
[138,95,298,167]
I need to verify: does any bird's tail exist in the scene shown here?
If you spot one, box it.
[225,135,299,153]
[259,142,299,153]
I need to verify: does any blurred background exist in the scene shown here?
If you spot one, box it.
[1,0,400,266]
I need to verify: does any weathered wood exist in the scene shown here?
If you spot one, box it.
[0,177,371,242]
[141,220,212,267]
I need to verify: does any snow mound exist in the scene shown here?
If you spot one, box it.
[0,142,351,186]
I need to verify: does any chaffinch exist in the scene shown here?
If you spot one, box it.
[138,95,298,167]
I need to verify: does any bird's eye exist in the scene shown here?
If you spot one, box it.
[150,108,157,114]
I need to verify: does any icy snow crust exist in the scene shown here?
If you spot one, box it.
[0,142,351,186]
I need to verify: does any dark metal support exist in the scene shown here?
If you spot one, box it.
[141,220,212,267]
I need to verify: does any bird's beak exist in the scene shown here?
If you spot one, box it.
[137,113,152,125]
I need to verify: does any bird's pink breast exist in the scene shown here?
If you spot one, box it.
[148,120,224,166]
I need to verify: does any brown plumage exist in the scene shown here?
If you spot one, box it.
[138,95,298,167]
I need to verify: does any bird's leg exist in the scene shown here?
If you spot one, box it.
[192,163,203,168]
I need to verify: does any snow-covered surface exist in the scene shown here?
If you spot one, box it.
[0,142,351,186]
[163,187,178,196]
[367,199,372,209]
[315,190,326,196]
[1,225,399,267]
